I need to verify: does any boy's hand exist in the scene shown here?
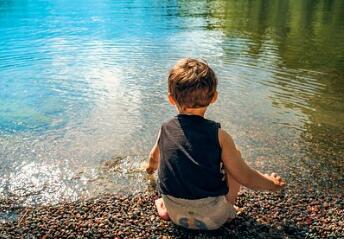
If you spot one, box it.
[146,156,158,174]
[147,131,160,175]
[265,173,285,191]
[146,163,157,174]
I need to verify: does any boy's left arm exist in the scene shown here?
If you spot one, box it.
[146,130,160,174]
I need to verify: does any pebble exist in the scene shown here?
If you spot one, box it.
[0,188,343,238]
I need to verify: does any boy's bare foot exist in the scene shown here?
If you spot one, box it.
[155,198,170,221]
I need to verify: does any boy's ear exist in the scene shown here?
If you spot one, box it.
[210,91,218,104]
[168,93,176,105]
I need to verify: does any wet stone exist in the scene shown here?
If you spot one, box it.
[0,188,342,238]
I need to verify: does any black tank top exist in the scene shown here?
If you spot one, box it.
[158,114,228,199]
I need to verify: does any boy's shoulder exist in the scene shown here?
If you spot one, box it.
[204,117,221,127]
[160,116,177,127]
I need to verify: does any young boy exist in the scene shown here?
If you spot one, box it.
[146,58,285,230]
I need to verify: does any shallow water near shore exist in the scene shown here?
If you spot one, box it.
[0,0,343,207]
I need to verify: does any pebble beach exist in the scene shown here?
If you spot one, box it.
[1,0,344,238]
[1,187,343,239]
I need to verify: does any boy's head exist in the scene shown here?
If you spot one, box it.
[168,58,218,109]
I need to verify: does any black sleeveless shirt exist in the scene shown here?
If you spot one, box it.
[157,114,228,199]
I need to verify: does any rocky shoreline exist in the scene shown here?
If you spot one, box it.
[0,187,343,238]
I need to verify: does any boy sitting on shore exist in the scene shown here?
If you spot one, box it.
[146,58,285,230]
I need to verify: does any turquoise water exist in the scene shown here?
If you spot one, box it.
[0,0,343,205]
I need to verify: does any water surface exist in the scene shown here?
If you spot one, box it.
[0,0,343,206]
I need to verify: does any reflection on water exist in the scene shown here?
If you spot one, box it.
[0,0,343,205]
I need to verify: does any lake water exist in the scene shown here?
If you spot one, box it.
[0,0,343,206]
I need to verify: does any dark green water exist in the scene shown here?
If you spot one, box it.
[0,0,343,205]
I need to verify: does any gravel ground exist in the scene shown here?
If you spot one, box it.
[0,187,343,239]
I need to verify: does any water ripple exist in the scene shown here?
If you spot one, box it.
[1,0,343,206]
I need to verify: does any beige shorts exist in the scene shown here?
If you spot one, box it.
[162,194,236,230]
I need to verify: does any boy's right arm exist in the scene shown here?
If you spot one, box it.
[219,129,285,192]
[146,130,161,174]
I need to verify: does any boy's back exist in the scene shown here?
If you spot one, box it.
[158,114,227,199]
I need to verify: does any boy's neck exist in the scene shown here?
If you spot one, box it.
[177,106,207,117]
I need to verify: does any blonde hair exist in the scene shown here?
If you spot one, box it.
[168,58,217,108]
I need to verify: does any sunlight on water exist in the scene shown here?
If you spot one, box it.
[0,0,343,205]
